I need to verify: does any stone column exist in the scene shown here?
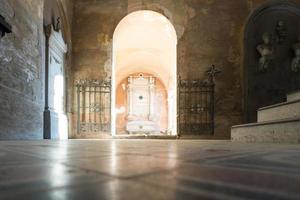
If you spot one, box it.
[127,76,133,120]
[149,76,156,121]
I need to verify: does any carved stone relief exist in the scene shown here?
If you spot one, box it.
[276,20,287,44]
[47,26,68,139]
[256,32,274,72]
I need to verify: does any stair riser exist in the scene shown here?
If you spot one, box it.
[287,91,300,102]
[258,101,300,122]
[231,121,300,143]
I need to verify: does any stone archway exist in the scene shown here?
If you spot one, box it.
[112,10,177,136]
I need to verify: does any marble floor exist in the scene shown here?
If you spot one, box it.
[0,139,300,200]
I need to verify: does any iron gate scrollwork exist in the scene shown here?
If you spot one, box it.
[178,65,220,136]
[75,79,111,135]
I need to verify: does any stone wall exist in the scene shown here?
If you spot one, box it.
[0,0,44,139]
[71,0,300,138]
[0,0,73,139]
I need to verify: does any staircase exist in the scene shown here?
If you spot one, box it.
[231,90,300,143]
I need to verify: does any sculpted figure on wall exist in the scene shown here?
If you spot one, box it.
[276,20,287,44]
[291,35,300,72]
[257,32,274,72]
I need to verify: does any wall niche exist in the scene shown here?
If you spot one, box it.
[244,2,300,123]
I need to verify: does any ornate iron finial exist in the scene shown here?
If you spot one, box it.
[206,65,221,83]
[55,17,61,31]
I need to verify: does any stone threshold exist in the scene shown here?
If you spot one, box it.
[71,134,229,140]
[113,134,178,139]
[179,135,229,140]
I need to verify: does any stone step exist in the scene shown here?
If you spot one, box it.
[287,90,300,102]
[257,99,300,122]
[231,117,300,143]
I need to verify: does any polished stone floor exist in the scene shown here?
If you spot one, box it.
[0,139,300,200]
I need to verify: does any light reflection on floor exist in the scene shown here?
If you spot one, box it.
[0,139,300,200]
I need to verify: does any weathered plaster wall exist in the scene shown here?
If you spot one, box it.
[71,0,300,138]
[71,0,128,137]
[0,0,44,139]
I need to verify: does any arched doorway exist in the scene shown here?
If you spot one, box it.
[244,2,300,123]
[112,10,177,136]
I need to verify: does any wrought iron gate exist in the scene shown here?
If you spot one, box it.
[178,76,216,136]
[75,79,111,135]
[178,65,220,136]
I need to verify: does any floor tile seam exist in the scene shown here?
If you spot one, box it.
[164,151,257,162]
[175,175,300,199]
[2,147,113,152]
[40,154,117,162]
[60,162,180,180]
[0,176,107,188]
[143,151,262,160]
[221,157,300,170]
[60,162,122,178]
[179,161,300,178]
[114,168,181,180]
[195,150,275,164]
[0,146,10,150]
[0,177,114,198]
[0,160,51,166]
[0,147,48,160]
[0,168,114,187]
[210,162,300,177]
[1,149,178,160]
[137,177,249,200]
[198,154,300,170]
[50,153,180,162]
[0,149,126,161]
[0,161,57,168]
[135,168,297,199]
